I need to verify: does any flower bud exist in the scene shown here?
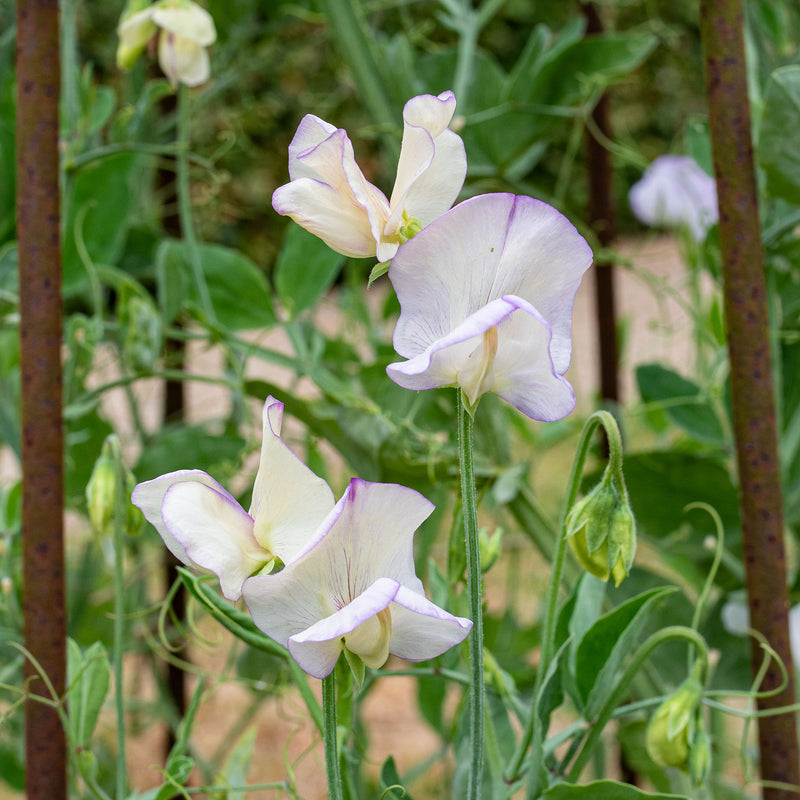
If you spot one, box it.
[689,728,711,787]
[645,671,704,770]
[121,294,162,373]
[479,527,503,574]
[86,441,117,537]
[567,473,636,586]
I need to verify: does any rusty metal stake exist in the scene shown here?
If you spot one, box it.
[16,1,66,799]
[699,2,800,796]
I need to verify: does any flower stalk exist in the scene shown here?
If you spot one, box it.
[458,390,485,798]
[322,672,345,800]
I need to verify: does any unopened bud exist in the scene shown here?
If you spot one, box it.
[646,667,704,770]
[567,473,636,586]
[86,440,117,536]
[689,728,711,787]
[122,294,162,373]
[479,528,503,574]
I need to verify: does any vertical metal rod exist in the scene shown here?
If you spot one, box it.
[699,2,799,796]
[581,3,619,408]
[16,1,66,799]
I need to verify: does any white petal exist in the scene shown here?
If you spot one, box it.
[272,178,379,258]
[389,584,472,661]
[132,470,236,565]
[249,396,335,562]
[288,578,400,678]
[118,8,157,48]
[158,31,209,87]
[387,91,466,232]
[161,482,263,601]
[152,4,217,45]
[389,193,592,375]
[287,115,339,181]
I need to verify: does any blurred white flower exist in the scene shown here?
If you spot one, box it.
[272,92,467,262]
[117,0,216,88]
[629,155,718,242]
[721,595,800,667]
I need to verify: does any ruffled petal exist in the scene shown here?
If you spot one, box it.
[388,584,472,661]
[132,470,236,565]
[389,193,592,376]
[387,91,466,232]
[249,396,335,562]
[272,178,379,258]
[152,4,217,46]
[161,482,262,601]
[288,578,400,678]
[287,115,338,181]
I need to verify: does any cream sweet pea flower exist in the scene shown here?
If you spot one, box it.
[131,397,334,601]
[117,0,216,88]
[243,479,472,678]
[272,91,467,262]
[386,193,592,421]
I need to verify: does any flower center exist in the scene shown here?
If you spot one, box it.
[459,326,499,412]
[343,607,392,669]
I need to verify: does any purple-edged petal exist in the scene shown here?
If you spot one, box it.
[389,193,592,376]
[387,295,576,420]
[132,469,237,565]
[288,578,400,678]
[287,115,338,181]
[389,584,472,662]
[629,155,717,242]
[386,91,466,233]
[161,482,262,601]
[249,396,335,561]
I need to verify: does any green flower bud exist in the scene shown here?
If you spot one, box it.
[86,441,117,537]
[567,473,636,586]
[645,670,704,770]
[121,293,162,373]
[689,728,711,787]
[479,527,503,574]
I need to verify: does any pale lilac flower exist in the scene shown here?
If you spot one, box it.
[117,0,216,88]
[386,193,592,421]
[629,155,718,242]
[243,479,472,678]
[272,92,467,262]
[131,397,334,601]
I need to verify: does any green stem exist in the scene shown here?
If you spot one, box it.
[505,411,619,789]
[322,672,344,800]
[176,83,215,324]
[566,626,708,782]
[458,391,484,798]
[111,438,128,799]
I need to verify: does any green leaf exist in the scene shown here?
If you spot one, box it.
[212,726,257,800]
[636,363,724,445]
[134,426,245,483]
[62,152,140,296]
[542,779,688,799]
[155,239,276,330]
[576,586,677,717]
[759,65,800,205]
[275,225,345,315]
[379,756,416,800]
[67,639,111,749]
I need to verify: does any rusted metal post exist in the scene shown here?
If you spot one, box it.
[581,2,619,407]
[699,2,800,796]
[16,1,66,799]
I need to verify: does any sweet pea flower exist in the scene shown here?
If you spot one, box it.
[386,193,592,421]
[272,91,467,262]
[117,0,217,88]
[243,479,472,678]
[131,397,334,601]
[629,155,718,242]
